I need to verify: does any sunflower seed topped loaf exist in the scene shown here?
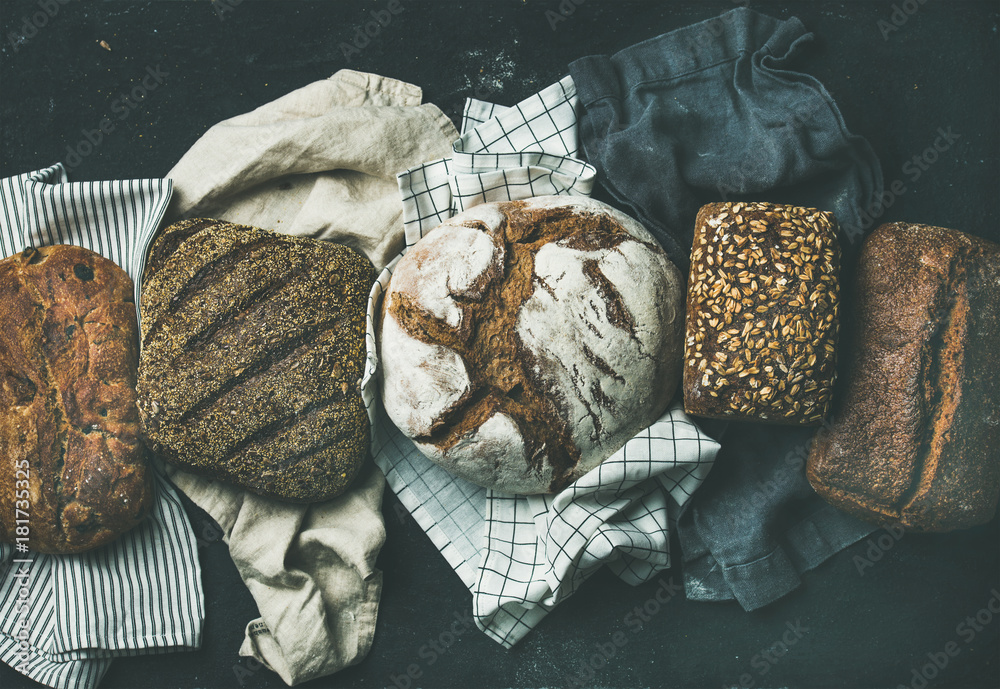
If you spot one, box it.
[379,196,685,495]
[807,223,1000,532]
[683,202,841,425]
[137,219,375,503]
[1,245,152,554]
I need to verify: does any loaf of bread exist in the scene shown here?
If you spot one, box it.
[137,219,375,502]
[807,222,1000,532]
[379,196,685,495]
[683,202,841,424]
[0,245,152,554]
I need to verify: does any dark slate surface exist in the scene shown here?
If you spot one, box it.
[1,2,998,689]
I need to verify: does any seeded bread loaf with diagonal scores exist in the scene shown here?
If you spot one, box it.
[683,202,841,424]
[137,219,375,502]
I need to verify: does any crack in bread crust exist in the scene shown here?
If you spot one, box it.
[900,250,964,512]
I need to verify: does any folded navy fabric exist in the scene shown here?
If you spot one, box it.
[569,8,881,610]
[675,422,876,611]
[569,7,883,270]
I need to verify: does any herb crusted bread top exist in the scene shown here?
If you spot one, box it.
[137,219,375,503]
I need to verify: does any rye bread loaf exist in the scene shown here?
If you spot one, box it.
[0,245,152,554]
[137,219,375,502]
[379,196,685,495]
[807,222,1000,532]
[683,202,841,424]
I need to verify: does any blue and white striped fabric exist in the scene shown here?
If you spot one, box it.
[0,165,204,689]
[372,80,721,648]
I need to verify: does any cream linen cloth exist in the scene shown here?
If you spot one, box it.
[160,69,457,685]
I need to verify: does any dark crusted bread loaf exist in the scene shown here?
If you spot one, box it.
[379,196,685,495]
[0,245,152,554]
[137,219,375,502]
[807,222,1000,532]
[683,201,841,425]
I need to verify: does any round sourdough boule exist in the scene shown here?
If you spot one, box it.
[379,196,685,494]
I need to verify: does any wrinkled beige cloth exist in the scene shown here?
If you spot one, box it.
[160,69,458,685]
[167,68,457,270]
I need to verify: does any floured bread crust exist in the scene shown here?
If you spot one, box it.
[379,196,684,494]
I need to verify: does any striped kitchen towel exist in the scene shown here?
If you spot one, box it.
[0,164,204,689]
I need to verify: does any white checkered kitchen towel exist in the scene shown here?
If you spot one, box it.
[367,77,721,647]
[0,165,204,689]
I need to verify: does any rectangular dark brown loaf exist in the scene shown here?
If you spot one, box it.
[683,201,841,425]
[807,222,1000,532]
[137,219,375,502]
[0,245,152,554]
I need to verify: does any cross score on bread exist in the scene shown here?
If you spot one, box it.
[379,196,685,495]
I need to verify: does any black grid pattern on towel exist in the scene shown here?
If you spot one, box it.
[472,408,717,647]
[397,75,596,241]
[0,165,204,689]
[373,78,720,649]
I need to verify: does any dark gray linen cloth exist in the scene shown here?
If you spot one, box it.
[569,7,882,271]
[568,8,881,611]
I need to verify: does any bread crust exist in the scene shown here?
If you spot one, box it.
[807,222,1000,532]
[137,219,375,502]
[379,196,685,494]
[0,245,152,554]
